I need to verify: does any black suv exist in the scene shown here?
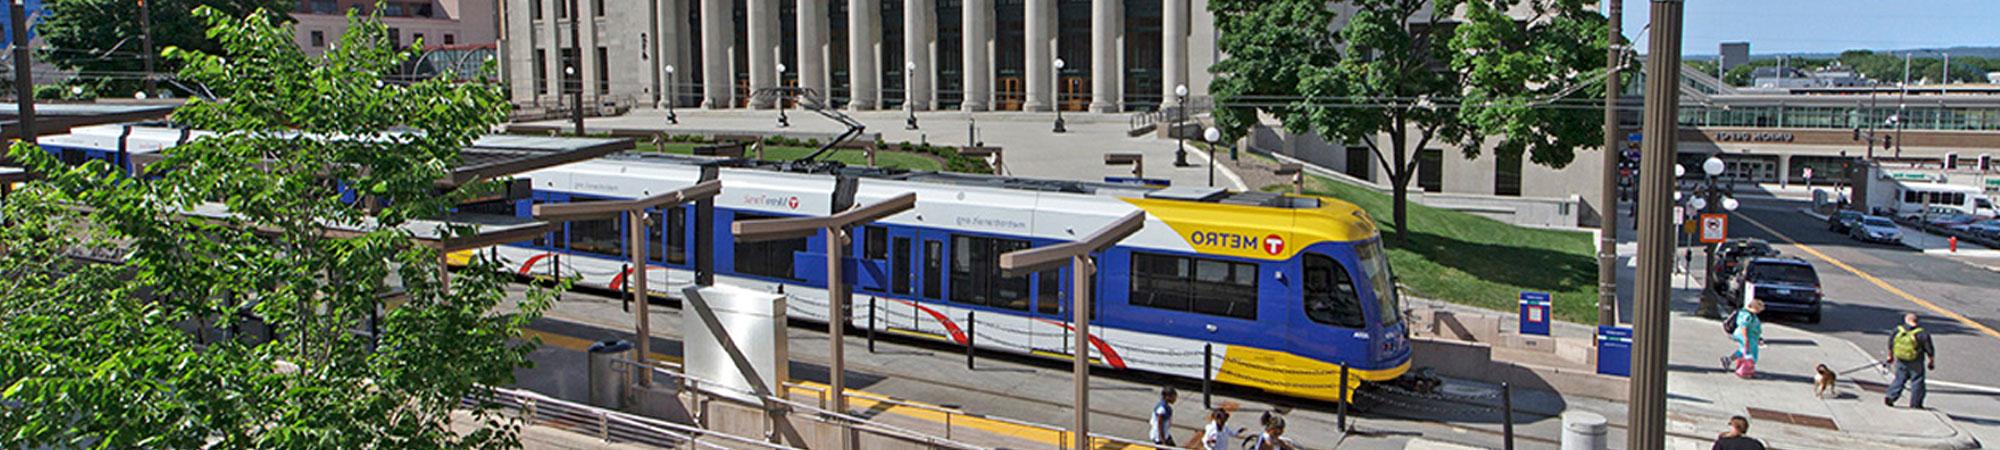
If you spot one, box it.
[1707,238,1777,293]
[1720,257,1824,323]
[1827,210,1864,234]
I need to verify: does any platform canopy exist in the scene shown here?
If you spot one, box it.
[0,102,180,141]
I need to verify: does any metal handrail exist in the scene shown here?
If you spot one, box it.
[641,350,1182,449]
[472,385,799,450]
[621,359,991,450]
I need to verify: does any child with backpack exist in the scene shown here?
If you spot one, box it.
[1885,313,1936,408]
[1721,299,1765,378]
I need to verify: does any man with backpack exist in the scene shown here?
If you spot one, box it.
[1885,312,1936,408]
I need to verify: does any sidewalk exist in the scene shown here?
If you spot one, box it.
[516,108,1245,190]
[1663,311,1978,449]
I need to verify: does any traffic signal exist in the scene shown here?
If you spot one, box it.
[1946,153,1960,169]
[1981,154,1993,172]
[1882,135,1893,149]
[1853,128,1861,141]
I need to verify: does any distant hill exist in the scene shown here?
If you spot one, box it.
[1685,46,2000,61]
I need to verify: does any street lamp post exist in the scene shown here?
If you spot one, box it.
[1052,58,1068,133]
[905,62,920,130]
[777,63,791,128]
[665,65,679,125]
[1174,84,1190,167]
[1203,126,1221,187]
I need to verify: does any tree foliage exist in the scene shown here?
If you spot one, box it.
[36,0,293,96]
[1210,0,1611,237]
[0,8,553,449]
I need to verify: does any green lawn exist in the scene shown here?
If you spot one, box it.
[635,142,948,172]
[1245,152,1600,323]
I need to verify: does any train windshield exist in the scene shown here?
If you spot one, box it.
[1302,253,1367,329]
[1355,240,1402,326]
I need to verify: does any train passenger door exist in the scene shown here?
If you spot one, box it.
[1030,265,1067,354]
[884,228,918,332]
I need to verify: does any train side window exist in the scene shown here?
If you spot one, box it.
[1303,253,1366,328]
[864,226,888,260]
[1130,252,1258,320]
[664,207,688,264]
[1036,269,1061,314]
[892,237,913,295]
[923,240,943,299]
[568,199,622,257]
[949,235,1031,310]
[733,212,805,280]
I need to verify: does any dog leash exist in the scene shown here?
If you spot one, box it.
[1835,361,1886,376]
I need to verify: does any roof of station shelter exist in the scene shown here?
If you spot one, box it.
[179,203,558,253]
[0,102,180,140]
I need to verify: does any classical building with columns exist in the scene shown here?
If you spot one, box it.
[496,0,1220,112]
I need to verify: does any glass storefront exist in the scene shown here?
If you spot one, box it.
[1680,104,2000,131]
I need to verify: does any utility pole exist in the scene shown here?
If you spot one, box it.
[10,0,34,144]
[1596,0,1623,327]
[139,0,154,96]
[1896,53,1909,157]
[569,0,584,135]
[1629,0,1682,448]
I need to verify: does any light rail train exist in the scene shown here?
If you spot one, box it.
[473,152,1412,401]
[28,124,1413,402]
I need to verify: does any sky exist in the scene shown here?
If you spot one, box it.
[1616,0,2000,56]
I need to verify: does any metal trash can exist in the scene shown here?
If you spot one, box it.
[1562,411,1609,450]
[588,339,635,409]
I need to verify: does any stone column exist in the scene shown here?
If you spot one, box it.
[797,0,829,103]
[700,0,733,108]
[1160,0,1186,109]
[1088,0,1121,113]
[848,0,881,109]
[961,0,991,111]
[542,0,564,104]
[578,0,600,103]
[748,0,779,109]
[1022,0,1052,111]
[656,0,685,108]
[904,0,934,110]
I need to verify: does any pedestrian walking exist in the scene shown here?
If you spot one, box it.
[1199,406,1246,450]
[1149,387,1178,446]
[1884,312,1937,409]
[1721,299,1765,378]
[1244,412,1297,450]
[1710,416,1766,450]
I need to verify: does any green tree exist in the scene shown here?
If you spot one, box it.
[36,0,293,97]
[0,8,553,449]
[1212,0,1610,238]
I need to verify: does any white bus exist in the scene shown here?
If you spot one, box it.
[1893,182,1996,220]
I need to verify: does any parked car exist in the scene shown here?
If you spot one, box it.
[1721,256,1824,323]
[1850,215,1904,244]
[1827,210,1864,234]
[1966,220,2000,239]
[1708,238,1777,292]
[1927,213,1982,230]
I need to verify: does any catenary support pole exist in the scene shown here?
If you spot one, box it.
[1629,1,1683,449]
[140,0,155,96]
[1597,0,1623,327]
[10,0,35,144]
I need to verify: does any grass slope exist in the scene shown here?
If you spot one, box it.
[1254,155,1600,323]
[636,142,947,172]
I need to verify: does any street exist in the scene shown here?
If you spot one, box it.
[1616,190,2000,447]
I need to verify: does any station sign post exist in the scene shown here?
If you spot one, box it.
[1519,291,1552,336]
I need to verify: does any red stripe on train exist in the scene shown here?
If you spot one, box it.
[891,299,968,345]
[1034,318,1128,370]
